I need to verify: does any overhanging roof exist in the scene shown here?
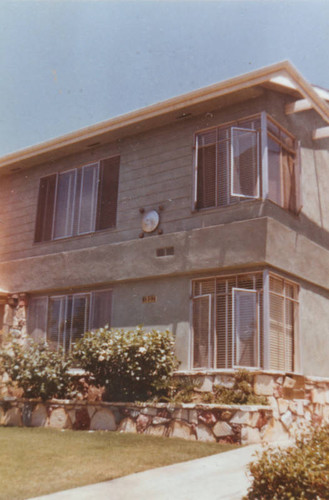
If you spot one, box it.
[1,60,329,175]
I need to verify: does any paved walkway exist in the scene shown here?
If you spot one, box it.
[31,443,268,500]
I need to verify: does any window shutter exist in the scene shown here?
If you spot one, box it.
[196,144,217,209]
[35,174,57,242]
[96,156,120,230]
[231,127,259,199]
[192,294,212,368]
[233,288,259,367]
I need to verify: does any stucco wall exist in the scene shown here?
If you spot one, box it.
[299,284,329,377]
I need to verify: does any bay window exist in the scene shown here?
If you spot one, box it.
[194,113,301,214]
[192,271,299,372]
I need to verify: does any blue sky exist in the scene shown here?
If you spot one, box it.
[1,0,329,156]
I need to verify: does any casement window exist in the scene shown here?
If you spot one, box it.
[191,271,299,371]
[35,156,120,243]
[27,289,112,351]
[194,113,301,214]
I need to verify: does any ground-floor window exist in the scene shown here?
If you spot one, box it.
[192,271,298,371]
[27,289,112,351]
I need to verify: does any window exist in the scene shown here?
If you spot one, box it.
[35,156,120,242]
[27,289,112,351]
[191,271,299,371]
[194,114,301,214]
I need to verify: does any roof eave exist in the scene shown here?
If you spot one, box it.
[1,60,328,173]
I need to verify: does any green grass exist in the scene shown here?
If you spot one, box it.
[0,427,238,500]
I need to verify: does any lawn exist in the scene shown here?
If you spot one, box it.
[0,427,237,499]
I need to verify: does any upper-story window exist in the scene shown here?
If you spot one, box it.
[34,156,120,243]
[194,113,301,214]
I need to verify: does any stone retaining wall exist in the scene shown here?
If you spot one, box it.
[0,399,272,445]
[1,371,329,445]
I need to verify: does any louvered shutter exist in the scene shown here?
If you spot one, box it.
[90,290,112,330]
[192,294,212,368]
[233,288,259,367]
[231,127,259,199]
[35,174,57,242]
[96,156,120,230]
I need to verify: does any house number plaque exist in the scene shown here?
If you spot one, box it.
[142,295,157,303]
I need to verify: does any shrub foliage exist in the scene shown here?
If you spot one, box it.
[73,326,177,401]
[245,424,329,499]
[0,340,73,400]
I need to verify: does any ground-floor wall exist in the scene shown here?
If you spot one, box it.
[2,267,329,377]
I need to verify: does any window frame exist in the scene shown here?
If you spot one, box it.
[27,288,113,351]
[34,155,120,243]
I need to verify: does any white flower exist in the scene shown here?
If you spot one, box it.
[139,347,146,354]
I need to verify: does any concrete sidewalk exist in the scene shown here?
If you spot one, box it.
[31,443,267,500]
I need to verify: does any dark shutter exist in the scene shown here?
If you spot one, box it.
[96,156,120,230]
[34,174,57,242]
[196,145,216,209]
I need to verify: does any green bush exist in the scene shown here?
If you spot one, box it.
[73,326,178,402]
[245,424,329,499]
[0,340,73,400]
[213,370,267,405]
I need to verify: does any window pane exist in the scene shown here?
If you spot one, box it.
[48,297,66,349]
[193,295,212,368]
[54,170,76,239]
[234,289,258,367]
[91,290,112,330]
[231,128,259,198]
[268,136,282,206]
[78,164,98,234]
[70,295,89,348]
[27,297,48,342]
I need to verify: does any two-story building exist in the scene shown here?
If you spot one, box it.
[1,61,329,377]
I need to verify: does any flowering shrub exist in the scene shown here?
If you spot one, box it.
[73,327,177,401]
[245,424,329,499]
[0,340,73,400]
